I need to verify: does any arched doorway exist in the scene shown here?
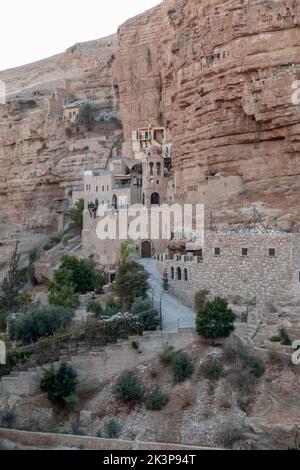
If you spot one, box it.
[141,240,152,258]
[151,192,160,205]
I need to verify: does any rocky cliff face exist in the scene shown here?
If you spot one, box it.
[0,35,121,265]
[1,0,300,259]
[116,0,300,229]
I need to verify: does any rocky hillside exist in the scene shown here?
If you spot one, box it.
[0,34,122,265]
[116,0,300,229]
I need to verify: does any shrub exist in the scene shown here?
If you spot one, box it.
[78,103,97,131]
[0,242,21,323]
[159,344,175,365]
[48,267,80,309]
[145,387,169,411]
[223,336,247,362]
[44,231,65,251]
[10,304,74,344]
[103,419,121,439]
[227,362,258,395]
[131,340,139,350]
[40,363,78,410]
[130,297,159,331]
[71,423,85,436]
[201,355,225,380]
[96,430,102,438]
[70,198,84,229]
[56,255,104,294]
[173,352,194,382]
[278,327,292,346]
[0,409,16,428]
[242,355,265,378]
[87,300,103,317]
[217,423,242,448]
[196,297,236,340]
[115,261,149,308]
[194,289,209,312]
[113,371,145,402]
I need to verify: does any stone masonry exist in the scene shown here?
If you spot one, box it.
[157,231,300,307]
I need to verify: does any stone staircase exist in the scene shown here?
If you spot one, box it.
[0,329,196,399]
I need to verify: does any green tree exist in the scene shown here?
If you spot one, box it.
[10,304,74,344]
[0,242,21,319]
[196,297,236,340]
[48,267,80,309]
[115,261,149,308]
[40,363,78,410]
[130,297,159,331]
[70,198,84,230]
[57,255,104,294]
[78,103,97,131]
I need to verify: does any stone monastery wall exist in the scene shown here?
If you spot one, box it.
[157,232,300,307]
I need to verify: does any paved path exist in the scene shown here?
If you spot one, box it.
[139,258,196,332]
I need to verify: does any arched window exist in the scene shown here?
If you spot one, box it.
[177,267,182,281]
[112,194,118,210]
[170,267,174,279]
[151,192,160,205]
[183,268,188,281]
[142,193,145,205]
[149,162,154,175]
[156,162,161,175]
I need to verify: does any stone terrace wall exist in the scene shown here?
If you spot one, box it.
[0,428,219,450]
[157,232,300,307]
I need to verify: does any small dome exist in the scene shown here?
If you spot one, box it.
[146,144,162,156]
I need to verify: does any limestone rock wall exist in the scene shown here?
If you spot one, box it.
[116,0,300,229]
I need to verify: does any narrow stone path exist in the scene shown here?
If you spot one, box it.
[139,258,196,332]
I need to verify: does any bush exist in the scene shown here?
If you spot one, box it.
[70,198,84,230]
[173,352,194,382]
[48,267,80,309]
[87,300,103,317]
[201,355,225,380]
[113,371,145,403]
[159,344,175,365]
[44,231,65,251]
[71,423,85,436]
[196,297,236,340]
[56,255,104,294]
[131,340,139,350]
[242,355,265,378]
[0,409,16,428]
[115,262,149,308]
[40,363,78,410]
[217,423,242,448]
[130,297,159,331]
[78,103,97,131]
[223,336,247,362]
[145,387,169,411]
[278,327,292,346]
[103,419,121,439]
[10,304,74,344]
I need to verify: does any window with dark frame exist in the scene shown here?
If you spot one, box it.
[269,248,276,257]
[214,247,220,256]
[242,248,248,256]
